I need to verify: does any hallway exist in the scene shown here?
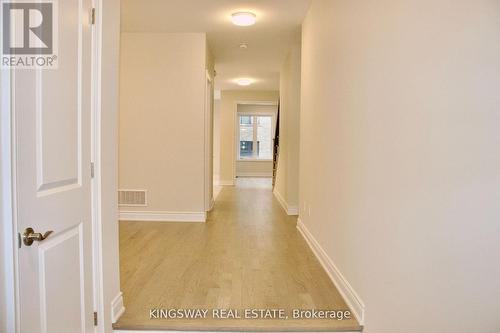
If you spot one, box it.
[114,179,361,331]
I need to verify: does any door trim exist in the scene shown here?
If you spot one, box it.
[90,1,107,332]
[204,70,214,212]
[1,54,20,333]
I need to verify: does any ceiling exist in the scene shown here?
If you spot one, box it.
[121,0,311,91]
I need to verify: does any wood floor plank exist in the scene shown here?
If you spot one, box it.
[114,178,362,332]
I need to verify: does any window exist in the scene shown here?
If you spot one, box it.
[239,115,254,158]
[240,116,252,125]
[238,114,273,160]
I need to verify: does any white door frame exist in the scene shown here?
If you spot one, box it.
[1,52,20,333]
[90,0,105,331]
[0,1,105,331]
[204,70,214,211]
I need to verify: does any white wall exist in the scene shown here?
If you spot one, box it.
[236,161,273,178]
[100,0,122,330]
[119,33,208,214]
[219,91,279,184]
[300,1,500,332]
[274,40,301,211]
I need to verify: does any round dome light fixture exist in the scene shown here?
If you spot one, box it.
[236,78,253,86]
[231,12,257,26]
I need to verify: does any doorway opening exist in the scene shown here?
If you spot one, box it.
[213,90,222,200]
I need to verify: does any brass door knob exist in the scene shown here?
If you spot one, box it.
[22,228,53,246]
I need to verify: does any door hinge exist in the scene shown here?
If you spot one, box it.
[90,7,96,25]
[90,162,95,178]
[93,311,98,326]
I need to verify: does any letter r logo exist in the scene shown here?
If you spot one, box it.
[2,1,54,54]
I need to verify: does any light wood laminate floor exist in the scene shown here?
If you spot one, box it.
[114,178,362,331]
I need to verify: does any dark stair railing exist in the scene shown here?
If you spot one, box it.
[272,100,280,188]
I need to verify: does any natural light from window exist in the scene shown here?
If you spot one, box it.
[239,115,273,160]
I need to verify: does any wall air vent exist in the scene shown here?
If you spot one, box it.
[118,189,147,206]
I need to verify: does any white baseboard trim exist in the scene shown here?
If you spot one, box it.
[297,218,365,325]
[287,206,299,215]
[119,211,206,222]
[218,179,234,186]
[273,190,299,216]
[236,172,273,178]
[114,331,361,333]
[111,292,125,324]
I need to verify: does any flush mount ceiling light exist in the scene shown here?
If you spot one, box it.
[236,78,253,86]
[231,12,257,26]
[239,43,248,49]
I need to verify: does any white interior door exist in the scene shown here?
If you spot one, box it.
[14,0,94,332]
